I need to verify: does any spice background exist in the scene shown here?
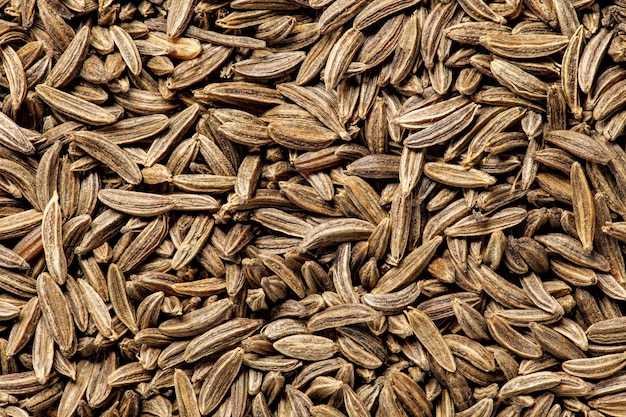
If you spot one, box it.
[0,0,625,416]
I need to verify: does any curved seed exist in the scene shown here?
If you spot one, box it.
[36,85,117,126]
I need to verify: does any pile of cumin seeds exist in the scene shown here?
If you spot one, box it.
[2,0,626,416]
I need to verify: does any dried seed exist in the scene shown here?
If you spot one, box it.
[36,85,117,126]
[273,335,338,361]
[405,308,456,372]
[562,352,626,379]
[570,162,595,252]
[37,273,76,357]
[498,372,561,399]
[41,192,66,285]
[184,318,264,363]
[71,131,141,185]
[308,304,381,332]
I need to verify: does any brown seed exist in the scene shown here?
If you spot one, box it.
[405,307,456,372]
[390,370,434,417]
[46,25,90,89]
[485,310,543,359]
[174,369,201,417]
[498,372,562,399]
[77,279,114,340]
[58,360,95,417]
[36,85,117,126]
[107,263,138,334]
[273,335,338,361]
[71,131,141,185]
[37,273,76,357]
[536,233,610,271]
[373,236,442,294]
[97,189,175,217]
[159,298,233,338]
[308,304,381,332]
[562,352,626,379]
[31,318,53,384]
[184,318,264,363]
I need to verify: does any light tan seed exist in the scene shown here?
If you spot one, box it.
[97,189,175,217]
[317,0,367,35]
[421,2,457,70]
[479,34,569,59]
[107,362,152,387]
[251,208,312,238]
[77,279,113,340]
[405,307,456,372]
[373,236,442,294]
[57,360,95,417]
[404,104,479,149]
[145,104,200,167]
[277,83,350,141]
[234,51,305,79]
[485,310,543,359]
[184,318,264,363]
[108,26,141,76]
[117,215,168,272]
[423,163,496,188]
[397,95,470,129]
[1,44,26,112]
[535,233,610,271]
[71,131,141,185]
[354,13,405,70]
[174,369,201,417]
[308,304,381,332]
[445,207,527,237]
[37,273,75,357]
[299,219,375,253]
[0,159,39,210]
[342,175,386,224]
[498,372,561,399]
[446,333,496,374]
[159,298,233,338]
[529,322,585,360]
[562,352,626,379]
[6,296,40,357]
[553,0,580,38]
[296,30,343,86]
[586,317,626,345]
[107,263,138,334]
[36,85,117,126]
[362,282,421,313]
[171,215,214,270]
[579,28,613,94]
[31,319,53,384]
[570,162,595,252]
[464,106,527,166]
[456,398,494,417]
[445,21,511,45]
[172,174,237,193]
[561,26,584,119]
[521,273,563,315]
[452,297,490,341]
[354,0,419,29]
[41,192,65,285]
[273,335,338,361]
[491,59,547,100]
[390,370,433,417]
[235,154,262,204]
[46,25,90,89]
[0,112,34,155]
[324,29,364,92]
